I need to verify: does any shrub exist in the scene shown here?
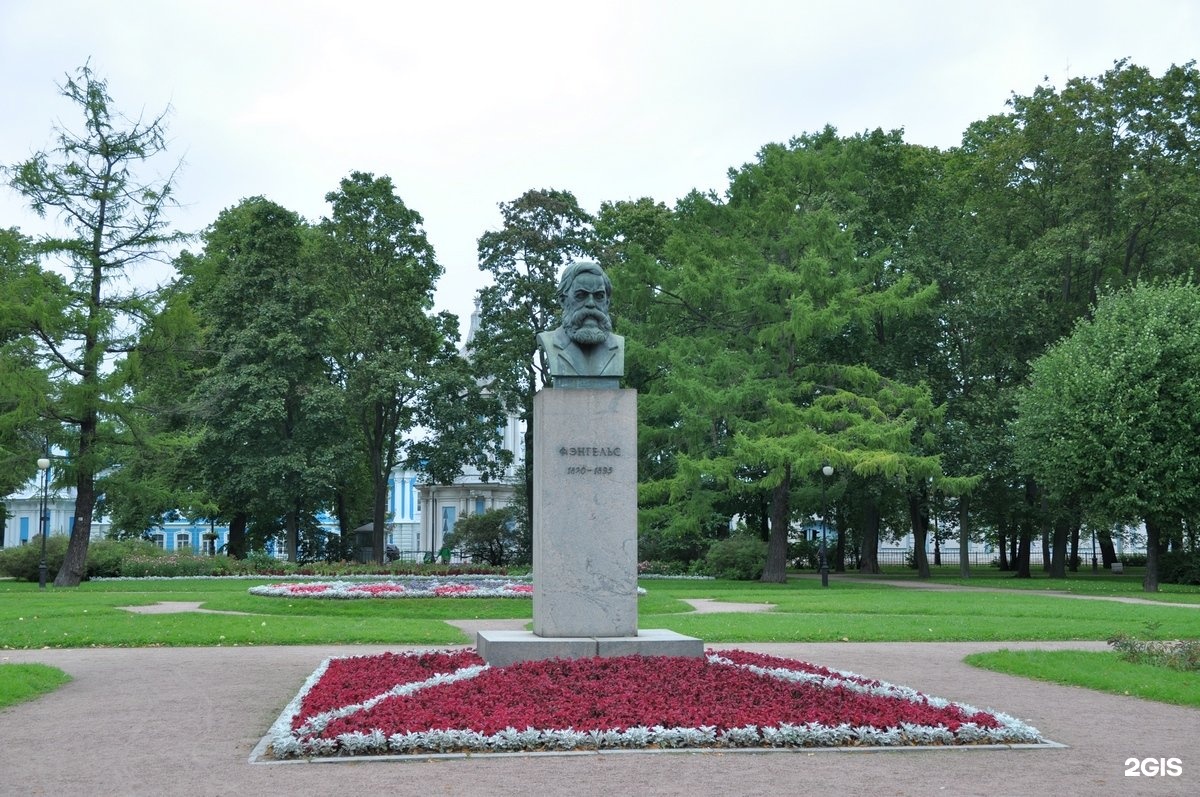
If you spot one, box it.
[1160,550,1200,585]
[788,539,820,570]
[704,535,767,580]
[86,539,166,579]
[0,535,69,581]
[638,560,689,576]
[1108,633,1200,672]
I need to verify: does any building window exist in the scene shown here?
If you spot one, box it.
[151,533,165,549]
[176,532,192,553]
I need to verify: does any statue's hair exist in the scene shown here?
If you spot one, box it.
[557,261,612,302]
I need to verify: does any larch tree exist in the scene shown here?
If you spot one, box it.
[3,64,185,585]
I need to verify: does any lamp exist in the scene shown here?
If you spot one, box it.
[37,457,50,590]
[820,464,833,588]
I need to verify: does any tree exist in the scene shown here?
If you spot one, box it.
[94,281,212,538]
[632,131,952,583]
[1014,282,1200,592]
[926,60,1200,577]
[450,508,520,566]
[0,228,55,497]
[3,64,185,585]
[470,189,594,530]
[187,198,350,560]
[320,172,457,563]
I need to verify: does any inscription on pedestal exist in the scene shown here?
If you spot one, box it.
[533,388,638,637]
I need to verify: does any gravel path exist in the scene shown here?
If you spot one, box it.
[2,639,1196,796]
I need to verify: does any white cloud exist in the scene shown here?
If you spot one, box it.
[2,0,1198,329]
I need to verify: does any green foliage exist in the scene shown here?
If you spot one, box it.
[1160,550,1200,585]
[704,535,768,580]
[0,663,72,709]
[1015,281,1200,589]
[84,539,166,578]
[1108,628,1200,672]
[0,535,68,581]
[186,197,352,561]
[3,63,187,586]
[451,508,522,566]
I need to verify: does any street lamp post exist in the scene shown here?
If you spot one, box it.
[37,456,50,590]
[819,464,833,588]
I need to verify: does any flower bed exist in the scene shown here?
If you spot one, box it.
[265,648,1044,758]
[249,578,534,599]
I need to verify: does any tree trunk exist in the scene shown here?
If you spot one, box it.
[1069,521,1080,573]
[285,507,299,562]
[56,401,100,586]
[227,512,247,559]
[859,499,881,574]
[1143,517,1164,593]
[1015,528,1032,578]
[55,471,93,587]
[958,496,971,579]
[908,492,931,579]
[1098,528,1117,567]
[1050,516,1069,578]
[997,522,1009,570]
[371,467,388,565]
[834,507,846,573]
[761,467,791,583]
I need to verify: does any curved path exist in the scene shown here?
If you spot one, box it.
[1,638,1195,796]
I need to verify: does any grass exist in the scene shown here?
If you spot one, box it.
[2,574,1198,648]
[2,573,1198,710]
[846,565,1200,603]
[0,663,72,708]
[965,649,1200,708]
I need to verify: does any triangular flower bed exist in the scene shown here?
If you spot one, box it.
[263,648,1045,759]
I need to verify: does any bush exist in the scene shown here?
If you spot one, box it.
[86,539,166,579]
[1160,550,1200,585]
[704,535,767,580]
[788,539,820,570]
[1109,633,1200,672]
[0,536,69,581]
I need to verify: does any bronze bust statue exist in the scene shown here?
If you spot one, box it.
[538,262,624,388]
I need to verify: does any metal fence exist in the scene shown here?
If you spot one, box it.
[861,547,1045,568]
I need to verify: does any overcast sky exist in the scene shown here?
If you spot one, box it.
[3,0,1198,333]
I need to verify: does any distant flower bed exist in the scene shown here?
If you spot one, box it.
[266,648,1045,758]
[250,577,535,599]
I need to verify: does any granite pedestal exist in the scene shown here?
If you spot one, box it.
[475,387,702,665]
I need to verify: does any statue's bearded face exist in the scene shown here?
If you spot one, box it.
[562,272,612,346]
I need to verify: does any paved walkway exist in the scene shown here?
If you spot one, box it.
[2,637,1196,796]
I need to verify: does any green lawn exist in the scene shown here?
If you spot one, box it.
[965,649,1200,708]
[2,575,1197,709]
[845,565,1200,603]
[0,663,72,709]
[2,575,1197,648]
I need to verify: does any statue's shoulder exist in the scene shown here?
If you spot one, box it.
[538,327,568,350]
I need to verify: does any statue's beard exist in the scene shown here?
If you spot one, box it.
[564,308,612,346]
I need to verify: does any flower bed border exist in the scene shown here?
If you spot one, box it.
[255,648,1052,762]
[249,578,535,600]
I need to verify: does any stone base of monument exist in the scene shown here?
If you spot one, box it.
[476,628,704,668]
